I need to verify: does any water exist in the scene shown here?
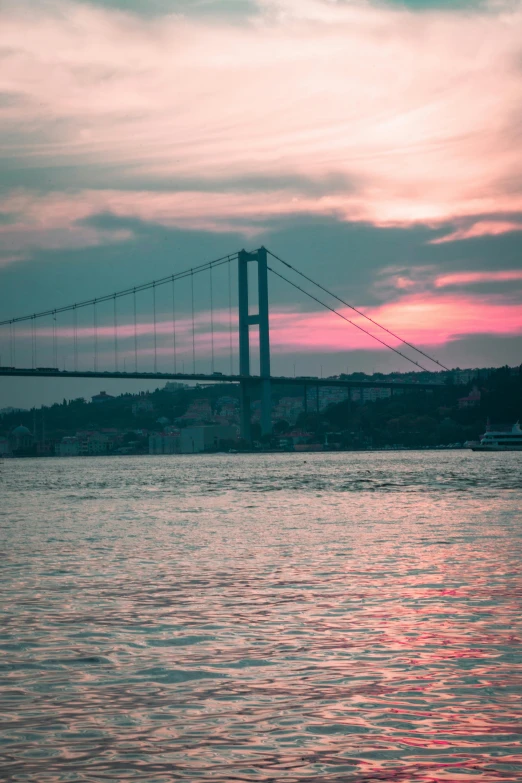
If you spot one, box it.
[1,452,521,782]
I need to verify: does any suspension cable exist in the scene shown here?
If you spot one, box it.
[1,252,239,326]
[209,265,215,373]
[268,265,431,373]
[171,277,177,374]
[268,250,449,372]
[191,270,196,374]
[113,295,118,371]
[152,283,157,373]
[93,301,98,371]
[11,322,16,367]
[9,322,14,366]
[73,307,78,371]
[133,289,138,372]
[228,258,233,375]
[52,312,57,368]
[31,316,36,369]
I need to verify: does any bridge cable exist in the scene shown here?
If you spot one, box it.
[191,271,196,374]
[228,259,233,375]
[113,296,118,372]
[209,265,215,374]
[31,316,36,369]
[12,322,16,367]
[268,250,449,372]
[0,251,238,372]
[153,283,158,373]
[52,312,58,368]
[133,289,138,372]
[171,277,177,374]
[268,265,431,373]
[9,322,14,366]
[0,252,239,327]
[73,307,78,371]
[93,301,98,372]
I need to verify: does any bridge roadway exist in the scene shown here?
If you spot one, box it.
[0,367,445,391]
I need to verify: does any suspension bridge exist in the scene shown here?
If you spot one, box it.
[0,247,449,441]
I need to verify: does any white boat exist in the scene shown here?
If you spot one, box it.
[471,421,522,451]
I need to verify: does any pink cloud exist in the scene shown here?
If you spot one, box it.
[19,293,522,365]
[0,0,521,248]
[430,221,522,244]
[267,293,522,353]
[435,270,522,288]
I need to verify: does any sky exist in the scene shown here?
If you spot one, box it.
[0,0,521,409]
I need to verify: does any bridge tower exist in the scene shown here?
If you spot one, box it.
[238,247,271,442]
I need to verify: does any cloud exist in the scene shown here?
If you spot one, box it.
[0,0,521,249]
[435,270,522,287]
[430,220,522,244]
[267,293,522,353]
[16,293,522,368]
[374,264,522,301]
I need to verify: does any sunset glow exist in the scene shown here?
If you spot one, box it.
[1,0,521,378]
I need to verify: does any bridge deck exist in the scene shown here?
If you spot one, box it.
[0,368,445,390]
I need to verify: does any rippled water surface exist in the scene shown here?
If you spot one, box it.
[1,452,522,782]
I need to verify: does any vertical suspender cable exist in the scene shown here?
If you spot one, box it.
[113,295,118,371]
[191,270,196,374]
[93,301,98,371]
[209,265,214,374]
[228,259,233,375]
[11,322,16,368]
[31,316,36,369]
[9,321,13,366]
[153,283,157,373]
[171,277,177,374]
[133,289,138,372]
[52,311,57,368]
[73,306,78,371]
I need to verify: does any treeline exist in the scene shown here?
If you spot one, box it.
[290,367,522,448]
[1,367,521,449]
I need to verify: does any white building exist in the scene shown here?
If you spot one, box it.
[180,425,238,454]
[59,436,80,456]
[149,433,181,454]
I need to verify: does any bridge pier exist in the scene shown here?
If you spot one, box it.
[238,247,272,443]
[239,380,252,443]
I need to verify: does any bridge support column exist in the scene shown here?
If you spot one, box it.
[239,380,251,443]
[238,247,272,443]
[258,248,272,438]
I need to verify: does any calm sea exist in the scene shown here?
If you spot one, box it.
[1,452,521,782]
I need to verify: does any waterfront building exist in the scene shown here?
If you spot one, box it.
[149,433,181,454]
[0,436,10,455]
[59,436,81,456]
[180,425,238,453]
[9,425,36,457]
[282,430,313,447]
[73,431,110,455]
